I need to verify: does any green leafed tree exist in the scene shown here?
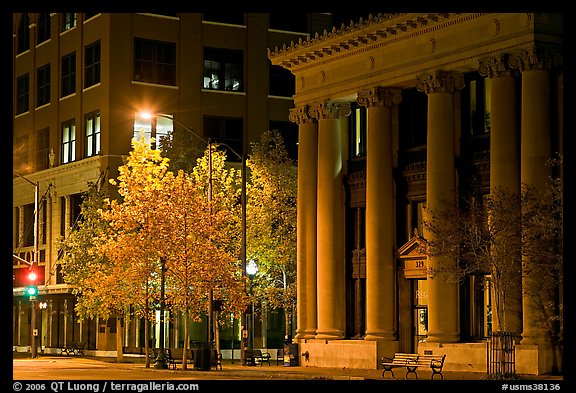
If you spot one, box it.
[246,130,298,339]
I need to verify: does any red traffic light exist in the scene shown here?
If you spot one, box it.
[27,270,38,282]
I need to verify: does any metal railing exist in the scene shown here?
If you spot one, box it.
[487,331,517,379]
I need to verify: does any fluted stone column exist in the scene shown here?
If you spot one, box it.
[289,105,318,339]
[417,71,464,343]
[357,87,401,341]
[310,101,351,340]
[479,54,523,336]
[510,47,555,346]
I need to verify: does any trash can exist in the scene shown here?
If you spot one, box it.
[193,342,212,371]
[283,343,299,367]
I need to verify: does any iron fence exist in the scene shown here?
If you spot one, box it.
[487,331,517,378]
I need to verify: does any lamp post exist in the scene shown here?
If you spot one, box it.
[14,172,39,359]
[246,259,258,350]
[154,257,168,369]
[143,113,248,364]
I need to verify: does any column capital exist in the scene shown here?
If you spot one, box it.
[289,105,316,125]
[479,54,516,78]
[509,46,563,72]
[357,87,402,108]
[309,101,351,120]
[416,71,465,94]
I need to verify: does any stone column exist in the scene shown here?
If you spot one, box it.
[510,47,555,346]
[289,105,318,339]
[310,101,351,340]
[479,54,523,336]
[417,71,464,343]
[357,87,402,341]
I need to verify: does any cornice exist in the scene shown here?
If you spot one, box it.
[267,13,464,70]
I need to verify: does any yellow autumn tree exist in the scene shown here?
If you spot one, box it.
[100,133,248,368]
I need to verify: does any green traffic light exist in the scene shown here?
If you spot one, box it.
[26,286,38,297]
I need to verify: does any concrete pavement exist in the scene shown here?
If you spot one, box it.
[12,354,565,383]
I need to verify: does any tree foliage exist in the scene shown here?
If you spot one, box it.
[246,130,298,335]
[423,155,563,334]
[58,132,250,365]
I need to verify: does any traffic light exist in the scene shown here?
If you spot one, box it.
[25,270,38,300]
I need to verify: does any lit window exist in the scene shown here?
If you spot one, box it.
[61,120,76,163]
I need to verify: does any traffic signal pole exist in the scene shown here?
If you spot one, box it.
[14,172,40,358]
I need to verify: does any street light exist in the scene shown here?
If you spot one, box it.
[246,260,258,350]
[13,171,39,359]
[142,112,248,364]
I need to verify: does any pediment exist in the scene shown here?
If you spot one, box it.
[396,231,427,258]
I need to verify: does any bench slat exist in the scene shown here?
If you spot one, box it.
[381,353,446,380]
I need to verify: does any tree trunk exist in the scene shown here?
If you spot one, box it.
[182,314,190,370]
[144,317,150,368]
[116,317,124,363]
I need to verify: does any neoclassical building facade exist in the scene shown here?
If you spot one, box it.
[268,13,563,374]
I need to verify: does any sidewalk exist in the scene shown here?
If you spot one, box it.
[13,352,564,382]
[102,356,564,381]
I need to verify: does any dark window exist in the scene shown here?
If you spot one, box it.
[85,111,101,157]
[16,74,29,114]
[61,52,76,97]
[203,116,243,161]
[133,38,176,85]
[269,65,294,97]
[36,128,50,171]
[62,13,77,32]
[203,47,243,92]
[61,119,76,163]
[85,40,101,87]
[37,13,51,43]
[269,121,298,161]
[398,88,427,149]
[17,14,30,54]
[13,135,29,174]
[349,103,367,158]
[202,12,245,25]
[462,73,492,137]
[37,64,50,107]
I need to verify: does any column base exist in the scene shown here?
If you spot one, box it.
[315,329,344,340]
[364,329,396,341]
[425,331,460,343]
[295,329,317,340]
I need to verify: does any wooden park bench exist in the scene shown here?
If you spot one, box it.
[381,353,446,380]
[245,349,271,366]
[253,349,271,366]
[275,348,284,365]
[60,342,85,356]
[166,348,194,370]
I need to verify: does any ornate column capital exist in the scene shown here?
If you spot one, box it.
[416,71,465,94]
[509,46,563,72]
[309,101,351,120]
[289,105,316,125]
[479,54,516,78]
[357,87,402,108]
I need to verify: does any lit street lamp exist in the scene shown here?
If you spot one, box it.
[246,259,258,350]
[13,172,40,359]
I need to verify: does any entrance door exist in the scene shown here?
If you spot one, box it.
[412,279,428,352]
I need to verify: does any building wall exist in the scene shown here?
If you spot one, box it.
[269,12,563,375]
[12,12,319,354]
